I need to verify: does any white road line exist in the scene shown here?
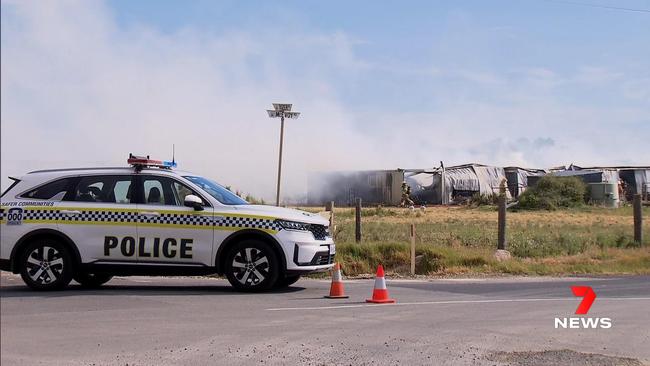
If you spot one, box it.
[314,277,608,284]
[266,297,650,311]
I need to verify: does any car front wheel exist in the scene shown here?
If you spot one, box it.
[19,239,73,291]
[275,275,301,288]
[74,273,113,288]
[224,240,279,292]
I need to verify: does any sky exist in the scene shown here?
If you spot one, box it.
[1,0,649,200]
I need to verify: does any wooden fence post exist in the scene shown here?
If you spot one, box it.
[355,198,362,243]
[326,201,336,240]
[410,223,416,275]
[634,194,643,244]
[497,180,507,250]
[328,200,335,229]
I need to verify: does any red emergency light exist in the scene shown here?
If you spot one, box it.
[127,154,177,170]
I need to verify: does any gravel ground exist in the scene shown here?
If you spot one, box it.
[488,349,645,366]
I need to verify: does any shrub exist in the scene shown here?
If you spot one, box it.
[416,247,444,273]
[519,176,587,210]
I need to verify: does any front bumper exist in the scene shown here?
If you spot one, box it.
[275,228,336,272]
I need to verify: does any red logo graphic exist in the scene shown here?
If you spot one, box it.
[571,286,597,314]
[555,286,610,329]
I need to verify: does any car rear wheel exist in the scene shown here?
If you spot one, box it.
[224,240,279,292]
[74,273,113,288]
[19,239,73,291]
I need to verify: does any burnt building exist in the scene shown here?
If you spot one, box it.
[307,170,404,206]
[306,163,649,207]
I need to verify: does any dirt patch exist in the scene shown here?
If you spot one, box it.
[487,349,645,366]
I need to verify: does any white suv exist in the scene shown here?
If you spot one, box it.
[0,156,335,291]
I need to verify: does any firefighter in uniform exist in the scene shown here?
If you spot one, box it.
[401,182,414,207]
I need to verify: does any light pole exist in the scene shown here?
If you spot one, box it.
[267,103,300,206]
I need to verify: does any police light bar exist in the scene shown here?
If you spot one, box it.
[127,154,177,169]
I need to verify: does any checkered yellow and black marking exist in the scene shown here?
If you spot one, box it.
[26,209,139,223]
[0,206,280,233]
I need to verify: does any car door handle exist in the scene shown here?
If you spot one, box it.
[139,211,160,217]
[212,215,224,222]
[60,210,81,216]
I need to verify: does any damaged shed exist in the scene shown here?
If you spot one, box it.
[538,165,650,201]
[504,167,546,198]
[407,164,509,205]
[526,165,650,206]
[618,167,650,200]
[307,170,404,206]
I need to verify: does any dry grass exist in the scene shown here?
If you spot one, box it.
[299,205,650,276]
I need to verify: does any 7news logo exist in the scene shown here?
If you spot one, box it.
[554,286,612,329]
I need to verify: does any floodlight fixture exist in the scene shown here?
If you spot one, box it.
[283,111,301,119]
[272,103,293,112]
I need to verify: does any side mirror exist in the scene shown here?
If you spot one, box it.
[184,195,204,211]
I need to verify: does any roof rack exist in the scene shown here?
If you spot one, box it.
[128,153,177,171]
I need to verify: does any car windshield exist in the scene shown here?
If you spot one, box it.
[184,176,248,205]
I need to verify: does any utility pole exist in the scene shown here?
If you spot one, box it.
[267,103,300,206]
[276,114,285,207]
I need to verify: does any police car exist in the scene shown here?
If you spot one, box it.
[0,155,335,291]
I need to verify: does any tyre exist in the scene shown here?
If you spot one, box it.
[19,239,73,291]
[74,273,113,288]
[224,240,279,292]
[274,275,301,288]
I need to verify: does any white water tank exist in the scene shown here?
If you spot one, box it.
[589,182,619,208]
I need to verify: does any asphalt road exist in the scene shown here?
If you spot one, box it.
[1,273,649,366]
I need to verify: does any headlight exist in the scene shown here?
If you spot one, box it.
[276,219,311,231]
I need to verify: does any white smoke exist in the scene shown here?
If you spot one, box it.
[2,1,648,201]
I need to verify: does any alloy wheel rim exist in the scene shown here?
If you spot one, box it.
[232,248,269,286]
[25,246,64,284]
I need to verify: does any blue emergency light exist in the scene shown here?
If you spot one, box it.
[162,160,177,168]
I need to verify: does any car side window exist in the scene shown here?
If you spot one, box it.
[113,180,133,204]
[173,181,195,205]
[143,176,181,206]
[68,175,135,203]
[142,176,207,206]
[21,178,73,200]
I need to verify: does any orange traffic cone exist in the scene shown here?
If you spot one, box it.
[325,263,349,299]
[366,264,396,303]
